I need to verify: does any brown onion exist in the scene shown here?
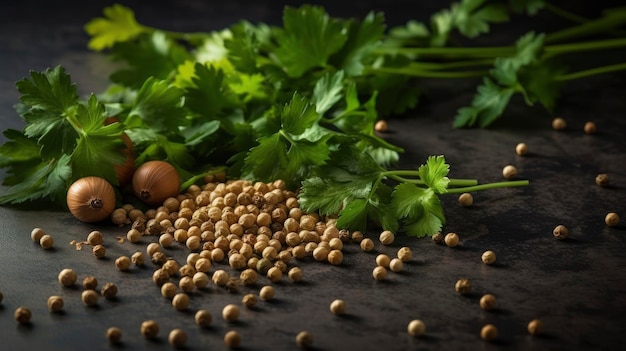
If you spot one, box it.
[132,161,180,206]
[104,117,135,186]
[67,176,116,223]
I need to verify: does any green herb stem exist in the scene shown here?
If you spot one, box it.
[544,11,626,44]
[365,66,487,78]
[444,180,530,194]
[383,170,478,186]
[543,3,590,24]
[544,37,626,56]
[556,62,626,81]
[373,46,515,59]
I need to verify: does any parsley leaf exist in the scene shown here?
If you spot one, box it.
[333,12,386,76]
[312,71,345,115]
[280,93,319,136]
[129,77,186,133]
[418,155,450,194]
[391,183,446,237]
[84,4,148,51]
[0,155,72,205]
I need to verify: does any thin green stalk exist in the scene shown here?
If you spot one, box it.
[384,170,478,186]
[373,46,515,58]
[365,67,487,78]
[556,62,626,81]
[405,59,495,71]
[544,11,626,44]
[444,180,529,194]
[544,37,626,57]
[543,3,588,24]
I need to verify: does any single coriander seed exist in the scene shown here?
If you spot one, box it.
[242,293,257,308]
[195,309,212,328]
[288,267,303,282]
[101,282,118,299]
[131,251,145,266]
[374,120,388,132]
[502,165,517,180]
[296,331,314,348]
[458,193,473,207]
[389,258,404,272]
[444,233,459,247]
[481,324,498,341]
[330,299,346,315]
[141,320,159,339]
[259,285,275,301]
[31,228,46,242]
[193,272,210,289]
[397,247,413,262]
[212,270,230,287]
[222,304,240,322]
[58,268,77,287]
[224,330,241,348]
[126,228,142,243]
[47,295,64,312]
[605,212,620,227]
[81,289,99,306]
[584,121,597,134]
[407,319,426,337]
[93,244,106,258]
[479,294,496,310]
[87,230,103,245]
[152,268,170,286]
[455,279,472,295]
[168,328,188,348]
[14,306,31,324]
[327,249,344,265]
[379,230,395,245]
[115,256,131,271]
[161,282,178,299]
[527,319,544,336]
[595,173,610,186]
[552,117,567,130]
[360,238,375,252]
[351,230,364,243]
[179,276,195,293]
[40,234,54,249]
[515,142,528,156]
[83,276,98,290]
[432,232,443,244]
[373,266,387,280]
[376,254,391,268]
[172,293,190,311]
[553,225,569,240]
[481,250,496,265]
[106,327,122,344]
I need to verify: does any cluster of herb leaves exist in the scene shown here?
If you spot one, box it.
[9,0,625,235]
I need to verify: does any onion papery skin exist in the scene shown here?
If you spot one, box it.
[67,176,116,223]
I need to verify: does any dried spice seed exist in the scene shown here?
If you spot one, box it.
[161,282,178,299]
[360,238,375,252]
[106,327,122,344]
[296,331,314,348]
[432,232,443,244]
[595,173,610,186]
[373,266,387,280]
[444,233,459,247]
[455,279,472,295]
[379,230,395,245]
[58,268,77,287]
[389,258,403,272]
[458,193,473,207]
[527,319,544,335]
[83,276,98,290]
[224,330,241,348]
[168,329,188,348]
[407,319,426,337]
[259,285,275,301]
[553,225,569,240]
[502,165,517,180]
[195,309,212,328]
[397,247,413,262]
[288,267,303,282]
[222,304,240,322]
[131,251,145,266]
[172,293,190,311]
[141,320,159,339]
[584,121,597,134]
[40,234,54,249]
[481,251,496,265]
[242,293,258,308]
[481,324,498,341]
[330,299,346,315]
[93,244,106,258]
[552,117,567,130]
[479,294,496,310]
[376,254,391,268]
[47,296,64,312]
[605,212,620,227]
[515,143,528,156]
[115,256,131,271]
[31,228,46,242]
[14,307,32,324]
[81,289,99,306]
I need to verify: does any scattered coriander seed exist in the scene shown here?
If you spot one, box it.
[515,142,528,156]
[376,254,391,268]
[224,330,241,348]
[83,276,98,290]
[193,272,210,289]
[259,285,275,301]
[146,242,161,256]
[222,304,240,322]
[47,295,64,312]
[126,228,142,243]
[195,258,212,273]
[375,119,388,132]
[288,267,303,282]
[101,282,118,299]
[213,270,230,287]
[605,212,620,227]
[379,230,395,245]
[168,328,188,348]
[115,256,131,271]
[87,230,103,245]
[141,320,159,339]
[584,121,597,134]
[527,319,544,336]
[553,225,569,240]
[296,331,314,348]
[186,236,201,251]
[152,268,170,286]
[267,266,283,283]
[351,230,364,243]
[455,279,472,295]
[552,117,567,130]
[502,165,517,180]
[161,282,178,299]
[312,246,329,261]
[373,266,388,280]
[58,268,77,287]
[407,319,426,337]
[397,247,413,262]
[111,208,128,226]
[229,253,247,270]
[481,250,497,265]
[179,264,196,277]
[327,249,344,265]
[432,232,443,244]
[81,289,99,306]
[444,232,459,247]
[479,294,496,310]
[481,324,498,341]
[163,259,180,276]
[131,251,145,266]
[14,307,31,324]
[93,244,106,258]
[458,193,473,207]
[242,293,257,308]
[107,327,122,344]
[595,173,610,186]
[360,238,375,252]
[195,309,212,328]
[179,276,196,293]
[240,269,258,286]
[389,258,404,272]
[330,299,346,315]
[40,234,54,249]
[31,228,46,243]
[172,293,190,311]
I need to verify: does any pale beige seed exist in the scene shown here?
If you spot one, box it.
[458,193,473,207]
[379,230,395,245]
[224,330,241,348]
[327,250,343,265]
[213,270,230,286]
[389,258,403,272]
[141,320,159,339]
[444,233,459,247]
[481,324,498,341]
[259,285,275,301]
[152,269,170,286]
[101,282,118,299]
[47,296,64,312]
[527,319,544,336]
[360,238,375,252]
[584,121,597,134]
[193,272,210,289]
[351,230,364,243]
[552,117,567,130]
[375,120,388,132]
[115,256,131,271]
[81,289,99,306]
[126,228,142,243]
[195,257,212,273]
[515,142,528,156]
[267,266,282,283]
[553,225,569,240]
[31,228,46,242]
[502,165,517,180]
[288,267,303,282]
[397,247,413,262]
[222,304,240,322]
[407,319,426,337]
[179,276,195,293]
[168,328,187,348]
[240,269,258,286]
[373,266,387,280]
[480,294,496,310]
[131,251,145,266]
[376,254,391,268]
[159,233,174,247]
[195,309,212,328]
[481,250,496,265]
[296,331,314,348]
[172,293,190,311]
[330,299,346,315]
[93,244,106,258]
[455,279,472,295]
[58,268,77,287]
[242,293,257,308]
[163,259,180,276]
[83,276,98,290]
[605,212,620,227]
[312,246,329,261]
[40,234,54,249]
[161,282,178,299]
[106,327,122,344]
[595,173,610,186]
[146,242,161,256]
[14,307,31,324]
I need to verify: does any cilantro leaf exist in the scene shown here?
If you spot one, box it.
[391,183,445,237]
[280,93,318,136]
[336,199,369,232]
[454,78,515,128]
[180,121,221,146]
[241,133,287,181]
[129,77,186,133]
[85,4,148,51]
[333,12,386,76]
[312,71,345,115]
[454,0,509,38]
[229,73,268,103]
[274,5,349,77]
[418,155,450,194]
[184,63,233,119]
[0,155,72,205]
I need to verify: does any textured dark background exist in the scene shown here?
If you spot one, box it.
[1,1,625,350]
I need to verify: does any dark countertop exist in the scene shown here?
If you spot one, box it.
[1,1,625,350]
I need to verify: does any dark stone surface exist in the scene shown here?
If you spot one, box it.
[1,1,625,350]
